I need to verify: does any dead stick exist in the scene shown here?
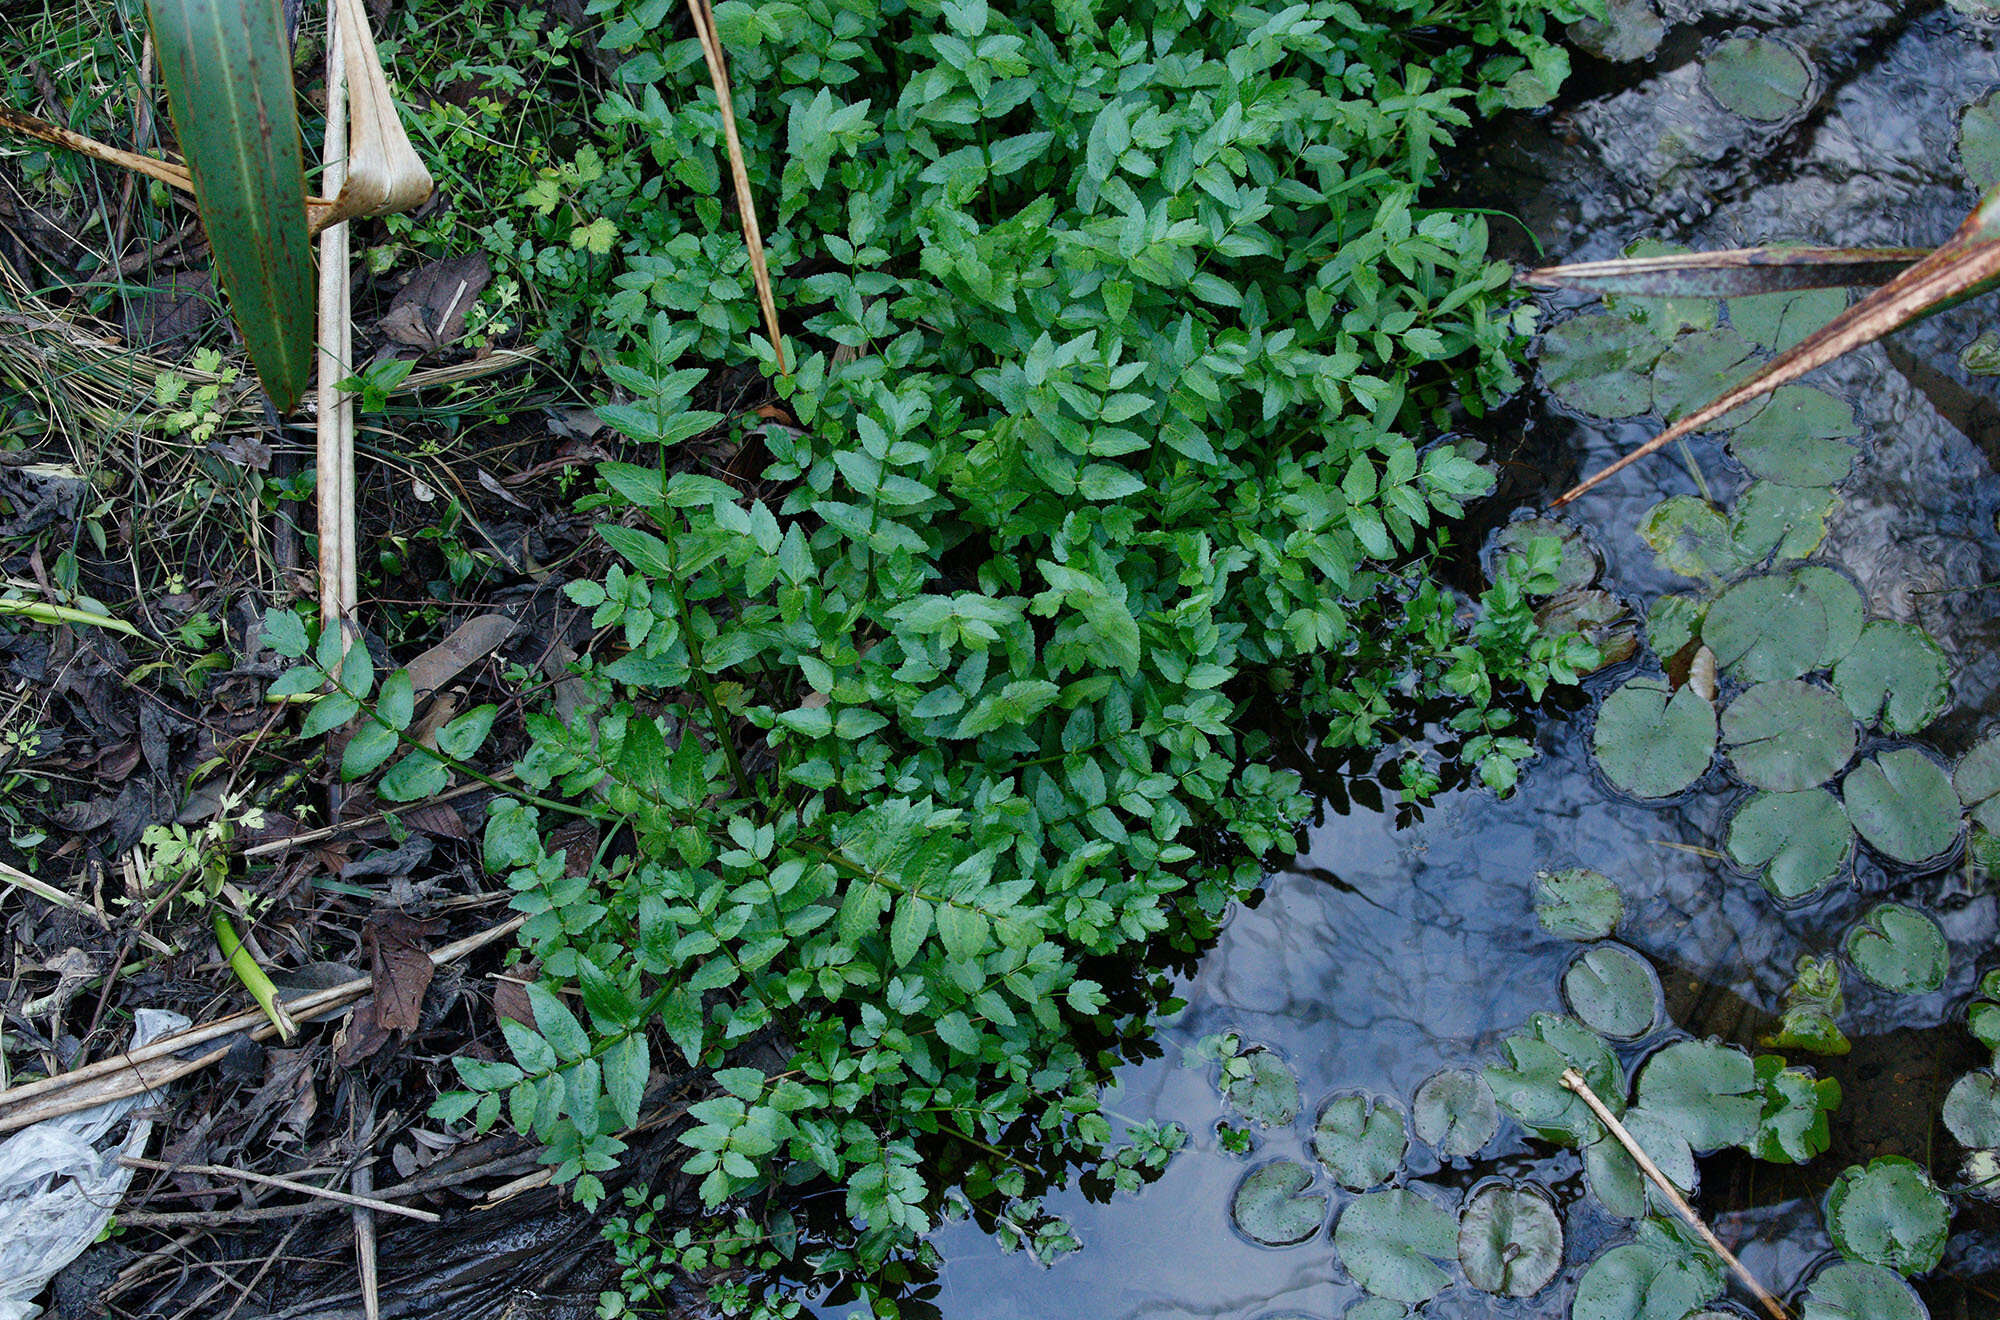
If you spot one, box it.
[1561,1068,1791,1320]
[0,915,525,1126]
[119,1156,437,1223]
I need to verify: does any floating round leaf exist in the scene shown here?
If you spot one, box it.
[1703,36,1814,122]
[1720,681,1856,793]
[1229,1158,1327,1247]
[1651,327,1763,424]
[1563,944,1661,1040]
[1457,1182,1563,1298]
[1594,678,1716,800]
[1727,384,1858,485]
[1568,0,1665,63]
[1584,1108,1698,1219]
[1486,1012,1624,1145]
[1954,734,2000,833]
[1494,517,1600,593]
[1412,1068,1499,1159]
[1340,1302,1409,1320]
[1538,590,1639,671]
[1704,575,1830,682]
[1792,566,1866,662]
[1333,1189,1457,1305]
[1732,288,1848,355]
[1312,1093,1409,1190]
[1541,313,1661,419]
[1800,1260,1928,1320]
[1943,1071,2000,1149]
[1749,1057,1840,1163]
[1843,902,1949,994]
[1636,1039,1761,1153]
[1224,1046,1303,1127]
[1535,867,1624,941]
[1833,621,1950,734]
[1647,594,1703,659]
[1824,1155,1950,1275]
[1730,481,1836,566]
[1570,1240,1724,1320]
[1606,240,1718,337]
[1725,788,1853,901]
[1640,496,1740,582]
[1843,750,1962,865]
[1962,89,2000,193]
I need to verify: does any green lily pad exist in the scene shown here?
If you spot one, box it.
[1486,1012,1624,1146]
[1564,944,1662,1041]
[1833,622,1951,734]
[1570,1233,1724,1320]
[1333,1189,1457,1305]
[1720,681,1857,792]
[1412,1068,1500,1159]
[1844,902,1949,994]
[1731,482,1837,566]
[1340,1302,1409,1320]
[1944,1070,2000,1148]
[1230,1158,1327,1247]
[1495,518,1601,593]
[1725,788,1853,901]
[1732,289,1849,355]
[1962,89,2000,194]
[1536,867,1624,941]
[1749,1056,1840,1163]
[1594,678,1717,800]
[1726,385,1859,485]
[1953,734,2000,833]
[1800,1260,1928,1320]
[1651,327,1764,425]
[1458,1182,1564,1298]
[1843,751,1962,865]
[1794,565,1867,656]
[1583,1109,1698,1219]
[1762,954,1851,1056]
[1541,313,1662,419]
[1703,36,1815,123]
[1640,497,1741,582]
[1704,575,1834,681]
[1606,240,1718,337]
[1313,1093,1410,1190]
[1825,1155,1951,1275]
[1568,0,1665,63]
[1538,590,1640,671]
[1647,594,1704,658]
[1636,1039,1761,1153]
[1224,1046,1303,1127]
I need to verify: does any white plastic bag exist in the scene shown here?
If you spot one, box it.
[0,1008,191,1320]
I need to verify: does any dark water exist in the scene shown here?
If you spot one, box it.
[917,3,2000,1317]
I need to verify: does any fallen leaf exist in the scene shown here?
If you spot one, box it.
[404,611,516,701]
[378,253,491,350]
[363,911,434,1033]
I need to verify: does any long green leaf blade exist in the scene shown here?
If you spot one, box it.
[146,0,313,412]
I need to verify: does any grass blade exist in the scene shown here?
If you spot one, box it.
[1522,245,1928,299]
[145,0,315,413]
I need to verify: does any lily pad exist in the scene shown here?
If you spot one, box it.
[1486,1012,1624,1145]
[1535,867,1624,941]
[1333,1189,1457,1305]
[1570,1234,1724,1320]
[1843,902,1949,994]
[1943,1070,2000,1148]
[1731,482,1836,566]
[1495,518,1601,593]
[1640,497,1740,582]
[1824,1155,1950,1275]
[1833,621,1950,734]
[1843,750,1962,865]
[1606,240,1719,337]
[1412,1068,1500,1159]
[1749,1056,1840,1163]
[1726,385,1859,485]
[1720,681,1856,792]
[1703,36,1814,123]
[1793,566,1867,659]
[1953,734,2000,833]
[1651,327,1763,424]
[1230,1159,1327,1247]
[1583,1109,1698,1219]
[1312,1093,1410,1190]
[1800,1260,1928,1320]
[1568,0,1665,63]
[1704,575,1832,681]
[1636,1039,1761,1153]
[1340,1302,1409,1320]
[1563,944,1662,1041]
[1538,590,1640,671]
[1224,1046,1303,1127]
[1962,89,2000,194]
[1732,289,1848,355]
[1725,788,1852,901]
[1541,314,1662,419]
[1458,1182,1564,1297]
[1647,594,1703,658]
[1594,678,1716,800]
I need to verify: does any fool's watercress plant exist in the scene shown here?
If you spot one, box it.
[405,0,1602,1296]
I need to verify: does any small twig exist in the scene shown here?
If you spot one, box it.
[119,1155,437,1223]
[1561,1068,1791,1320]
[351,1095,382,1320]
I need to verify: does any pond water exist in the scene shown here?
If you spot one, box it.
[908,3,2000,1317]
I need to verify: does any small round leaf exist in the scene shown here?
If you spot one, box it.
[1954,733,2000,833]
[1594,678,1716,799]
[1943,1070,2000,1149]
[1457,1182,1563,1297]
[1563,944,1662,1040]
[1843,902,1949,994]
[1230,1159,1327,1247]
[1800,1260,1928,1320]
[1832,621,1950,734]
[1312,1093,1410,1190]
[1224,1047,1303,1127]
[1636,1040,1761,1153]
[1535,867,1624,941]
[1541,314,1661,419]
[1725,789,1853,901]
[1727,385,1858,485]
[1412,1068,1499,1160]
[1824,1155,1951,1275]
[1703,36,1815,122]
[1333,1189,1457,1304]
[1721,681,1856,792]
[1843,750,1962,865]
